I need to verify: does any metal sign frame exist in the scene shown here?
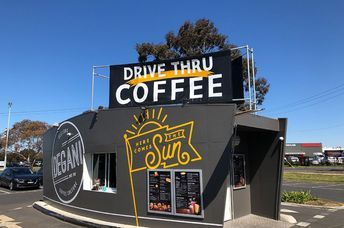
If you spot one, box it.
[90,45,257,111]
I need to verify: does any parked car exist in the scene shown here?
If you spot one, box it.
[0,167,40,190]
[338,157,344,164]
[322,156,337,165]
[19,161,31,167]
[311,158,320,165]
[288,156,299,164]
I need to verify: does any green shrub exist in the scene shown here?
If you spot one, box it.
[281,191,317,204]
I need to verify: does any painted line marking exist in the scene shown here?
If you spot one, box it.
[26,205,32,208]
[0,214,22,228]
[312,183,344,188]
[0,189,42,196]
[313,215,325,219]
[11,207,23,211]
[296,221,311,227]
[0,189,10,194]
[321,212,329,215]
[280,209,299,213]
[328,209,337,212]
[0,215,14,222]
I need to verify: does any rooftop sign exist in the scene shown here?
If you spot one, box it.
[109,50,243,108]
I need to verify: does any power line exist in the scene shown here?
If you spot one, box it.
[0,107,88,116]
[268,91,344,115]
[263,82,344,115]
[293,122,344,133]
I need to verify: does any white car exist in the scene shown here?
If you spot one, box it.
[288,156,299,164]
[311,159,320,165]
[323,157,337,165]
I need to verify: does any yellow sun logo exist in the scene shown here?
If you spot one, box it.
[125,107,168,136]
[123,107,202,173]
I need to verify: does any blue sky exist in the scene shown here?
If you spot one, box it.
[0,0,343,147]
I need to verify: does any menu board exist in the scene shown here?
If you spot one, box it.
[148,170,172,214]
[174,171,203,217]
[233,154,246,189]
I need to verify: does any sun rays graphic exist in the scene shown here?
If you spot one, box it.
[125,107,168,136]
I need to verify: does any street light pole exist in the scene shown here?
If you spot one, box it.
[4,102,12,169]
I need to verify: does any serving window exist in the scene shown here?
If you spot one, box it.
[84,152,117,193]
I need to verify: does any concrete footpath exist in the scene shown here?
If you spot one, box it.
[33,201,139,228]
[34,201,293,228]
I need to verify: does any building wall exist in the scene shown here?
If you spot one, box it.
[232,118,287,220]
[43,104,236,228]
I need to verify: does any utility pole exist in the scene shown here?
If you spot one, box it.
[4,102,12,169]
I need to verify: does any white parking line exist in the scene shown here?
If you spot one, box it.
[328,209,337,212]
[11,207,23,211]
[312,184,344,189]
[0,189,42,195]
[0,189,10,194]
[280,209,299,213]
[313,215,325,219]
[296,221,311,227]
[0,214,22,227]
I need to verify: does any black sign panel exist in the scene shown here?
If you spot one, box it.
[109,50,243,108]
[233,154,246,189]
[147,170,172,214]
[174,171,203,217]
[52,121,85,203]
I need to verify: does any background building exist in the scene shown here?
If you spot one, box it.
[323,147,344,158]
[285,143,323,157]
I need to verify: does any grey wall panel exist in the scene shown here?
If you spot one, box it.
[247,129,282,219]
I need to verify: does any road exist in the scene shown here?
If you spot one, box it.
[284,166,344,174]
[281,203,344,227]
[0,183,342,228]
[0,187,79,228]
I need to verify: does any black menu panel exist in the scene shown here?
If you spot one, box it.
[233,154,246,189]
[174,171,203,217]
[148,170,172,214]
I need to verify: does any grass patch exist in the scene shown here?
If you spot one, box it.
[283,172,344,183]
[281,191,316,204]
[281,191,344,206]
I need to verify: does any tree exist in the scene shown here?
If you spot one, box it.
[136,19,270,108]
[0,120,51,164]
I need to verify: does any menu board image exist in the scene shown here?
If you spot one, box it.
[233,154,246,189]
[174,170,203,218]
[147,170,172,214]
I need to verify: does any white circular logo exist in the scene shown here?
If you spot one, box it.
[51,121,85,204]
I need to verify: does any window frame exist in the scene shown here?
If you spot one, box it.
[84,152,117,194]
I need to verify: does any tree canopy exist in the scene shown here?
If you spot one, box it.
[0,119,50,163]
[136,19,270,107]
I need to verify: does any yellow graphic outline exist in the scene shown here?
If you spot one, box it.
[123,107,202,226]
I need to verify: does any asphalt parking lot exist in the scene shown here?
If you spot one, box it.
[0,187,79,228]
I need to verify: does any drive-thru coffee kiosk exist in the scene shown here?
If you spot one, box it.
[43,50,287,227]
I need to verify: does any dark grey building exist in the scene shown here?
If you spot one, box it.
[42,104,287,227]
